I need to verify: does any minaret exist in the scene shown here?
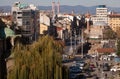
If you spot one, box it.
[57,1,60,14]
[52,2,55,15]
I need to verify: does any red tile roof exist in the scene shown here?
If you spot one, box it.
[97,48,115,53]
[108,14,120,17]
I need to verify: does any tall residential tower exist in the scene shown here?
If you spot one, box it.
[12,2,40,43]
[91,5,108,25]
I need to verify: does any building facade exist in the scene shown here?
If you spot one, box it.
[12,2,40,43]
[89,21,108,39]
[108,14,120,37]
[91,5,108,25]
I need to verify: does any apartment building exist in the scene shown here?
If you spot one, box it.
[108,13,120,37]
[12,2,40,43]
[91,5,108,24]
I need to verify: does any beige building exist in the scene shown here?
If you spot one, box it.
[108,14,120,37]
[88,21,108,39]
[40,23,48,35]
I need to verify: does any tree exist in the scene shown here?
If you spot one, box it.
[8,35,63,79]
[62,66,69,79]
[103,28,117,39]
[0,19,6,29]
[117,39,120,56]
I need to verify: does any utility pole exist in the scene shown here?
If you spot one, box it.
[79,29,81,44]
[74,30,77,55]
[81,15,85,58]
[69,30,73,56]
[81,28,84,58]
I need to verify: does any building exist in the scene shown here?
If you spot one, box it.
[108,13,120,37]
[12,2,40,43]
[40,12,50,26]
[91,5,108,25]
[89,21,108,39]
[40,23,48,35]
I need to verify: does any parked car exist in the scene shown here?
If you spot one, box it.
[103,63,110,71]
[90,63,95,69]
[86,72,92,78]
[69,73,77,79]
[69,66,82,73]
[110,66,120,72]
[76,74,86,79]
[90,54,97,58]
[76,61,85,67]
[62,59,73,63]
[76,61,86,70]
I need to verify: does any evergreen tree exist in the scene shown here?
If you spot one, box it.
[117,39,120,56]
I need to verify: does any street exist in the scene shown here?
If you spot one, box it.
[62,54,120,79]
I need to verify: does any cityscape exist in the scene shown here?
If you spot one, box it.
[0,0,120,79]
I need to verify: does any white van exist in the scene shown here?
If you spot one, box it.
[110,66,120,72]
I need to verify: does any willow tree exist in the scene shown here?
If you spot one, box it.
[8,35,63,79]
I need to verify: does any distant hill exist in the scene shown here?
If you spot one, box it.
[0,5,120,14]
[38,5,120,14]
[0,6,11,12]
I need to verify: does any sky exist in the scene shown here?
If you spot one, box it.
[0,0,120,7]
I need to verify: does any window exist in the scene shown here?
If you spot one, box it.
[17,12,22,14]
[13,11,16,14]
[26,21,30,25]
[17,17,22,19]
[23,12,31,16]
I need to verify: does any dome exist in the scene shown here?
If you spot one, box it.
[0,27,15,39]
[93,21,108,26]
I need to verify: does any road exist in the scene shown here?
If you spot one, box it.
[86,57,120,79]
[63,42,120,79]
[62,54,120,79]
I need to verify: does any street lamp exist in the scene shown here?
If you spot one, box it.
[74,30,77,55]
[69,30,73,55]
[81,28,84,58]
[81,15,85,58]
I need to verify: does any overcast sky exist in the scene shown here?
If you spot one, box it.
[0,0,120,7]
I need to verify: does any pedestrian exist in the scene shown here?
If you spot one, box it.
[100,64,102,68]
[94,74,99,79]
[105,73,107,78]
[96,76,99,79]
[98,68,100,71]
[96,62,98,67]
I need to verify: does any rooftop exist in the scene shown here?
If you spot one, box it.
[97,48,115,53]
[108,14,120,17]
[98,5,106,8]
[93,21,108,26]
[18,3,28,9]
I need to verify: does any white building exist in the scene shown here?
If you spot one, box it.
[89,21,108,39]
[91,5,108,25]
[12,2,40,43]
[40,12,50,26]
